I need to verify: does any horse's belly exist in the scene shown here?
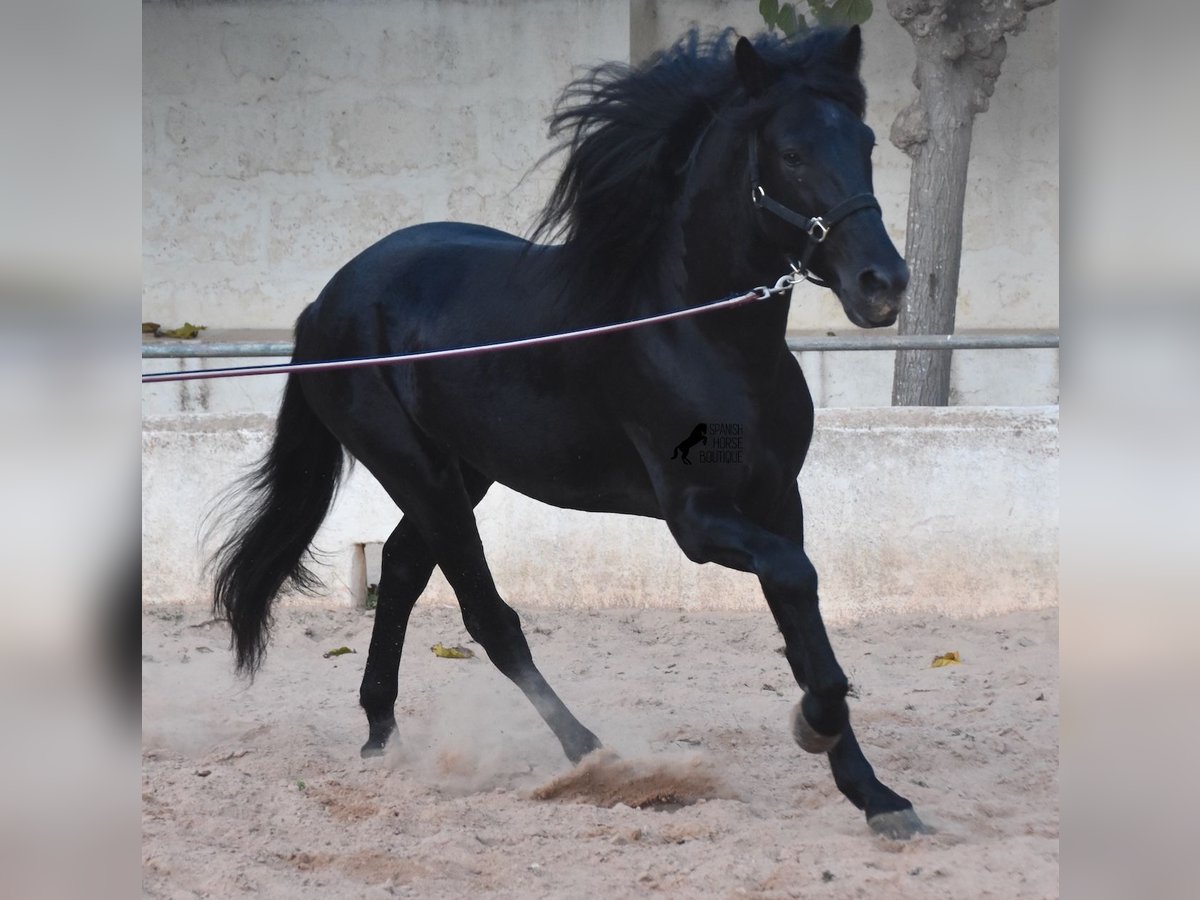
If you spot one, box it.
[413,371,658,516]
[474,432,658,517]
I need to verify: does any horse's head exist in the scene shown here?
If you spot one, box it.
[736,27,907,329]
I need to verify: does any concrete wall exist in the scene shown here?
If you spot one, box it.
[143,407,1058,620]
[142,0,1058,412]
[143,0,629,329]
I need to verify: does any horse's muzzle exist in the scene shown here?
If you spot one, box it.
[851,261,906,327]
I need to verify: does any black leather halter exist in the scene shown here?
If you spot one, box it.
[748,134,881,286]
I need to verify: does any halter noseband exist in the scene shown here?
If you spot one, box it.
[748,134,881,287]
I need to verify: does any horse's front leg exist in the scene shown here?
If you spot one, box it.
[667,487,928,838]
[767,487,930,838]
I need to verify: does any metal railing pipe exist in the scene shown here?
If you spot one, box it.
[786,334,1058,352]
[142,332,1058,360]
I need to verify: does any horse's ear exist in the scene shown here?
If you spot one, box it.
[832,25,863,74]
[735,37,772,97]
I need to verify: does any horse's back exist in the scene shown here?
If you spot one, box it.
[296,221,543,356]
[324,222,531,292]
[365,221,530,257]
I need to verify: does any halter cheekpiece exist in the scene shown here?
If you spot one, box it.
[748,133,881,287]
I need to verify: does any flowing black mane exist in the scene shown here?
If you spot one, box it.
[532,27,868,310]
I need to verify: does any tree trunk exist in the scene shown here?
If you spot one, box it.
[887,0,1056,406]
[891,47,978,405]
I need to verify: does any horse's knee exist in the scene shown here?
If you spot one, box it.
[761,553,818,598]
[461,599,523,648]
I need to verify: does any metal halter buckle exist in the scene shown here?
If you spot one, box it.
[751,185,766,205]
[807,217,830,242]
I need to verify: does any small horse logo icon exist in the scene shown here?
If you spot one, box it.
[670,423,707,465]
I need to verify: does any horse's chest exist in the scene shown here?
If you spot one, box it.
[628,341,813,472]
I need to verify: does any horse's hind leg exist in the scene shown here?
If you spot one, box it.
[359,469,493,757]
[334,408,600,764]
[359,516,432,757]
[436,513,602,763]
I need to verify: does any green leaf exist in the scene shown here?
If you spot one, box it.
[778,3,799,36]
[759,0,780,28]
[807,0,836,26]
[826,0,873,25]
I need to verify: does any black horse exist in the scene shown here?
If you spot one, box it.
[671,423,708,464]
[211,27,925,838]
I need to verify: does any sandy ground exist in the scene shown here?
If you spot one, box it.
[143,602,1058,899]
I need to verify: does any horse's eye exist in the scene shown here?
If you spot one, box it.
[781,151,803,168]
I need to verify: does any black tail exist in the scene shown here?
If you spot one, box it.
[208,376,345,674]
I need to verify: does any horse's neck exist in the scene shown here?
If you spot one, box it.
[675,177,794,356]
[680,129,789,297]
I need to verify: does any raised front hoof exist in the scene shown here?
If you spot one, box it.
[789,700,843,754]
[867,808,933,840]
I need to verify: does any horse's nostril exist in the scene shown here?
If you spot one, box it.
[858,265,909,297]
[858,268,889,297]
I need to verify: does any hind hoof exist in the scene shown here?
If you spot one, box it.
[563,731,603,765]
[789,701,842,754]
[868,808,933,840]
[360,728,393,759]
[361,717,396,759]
